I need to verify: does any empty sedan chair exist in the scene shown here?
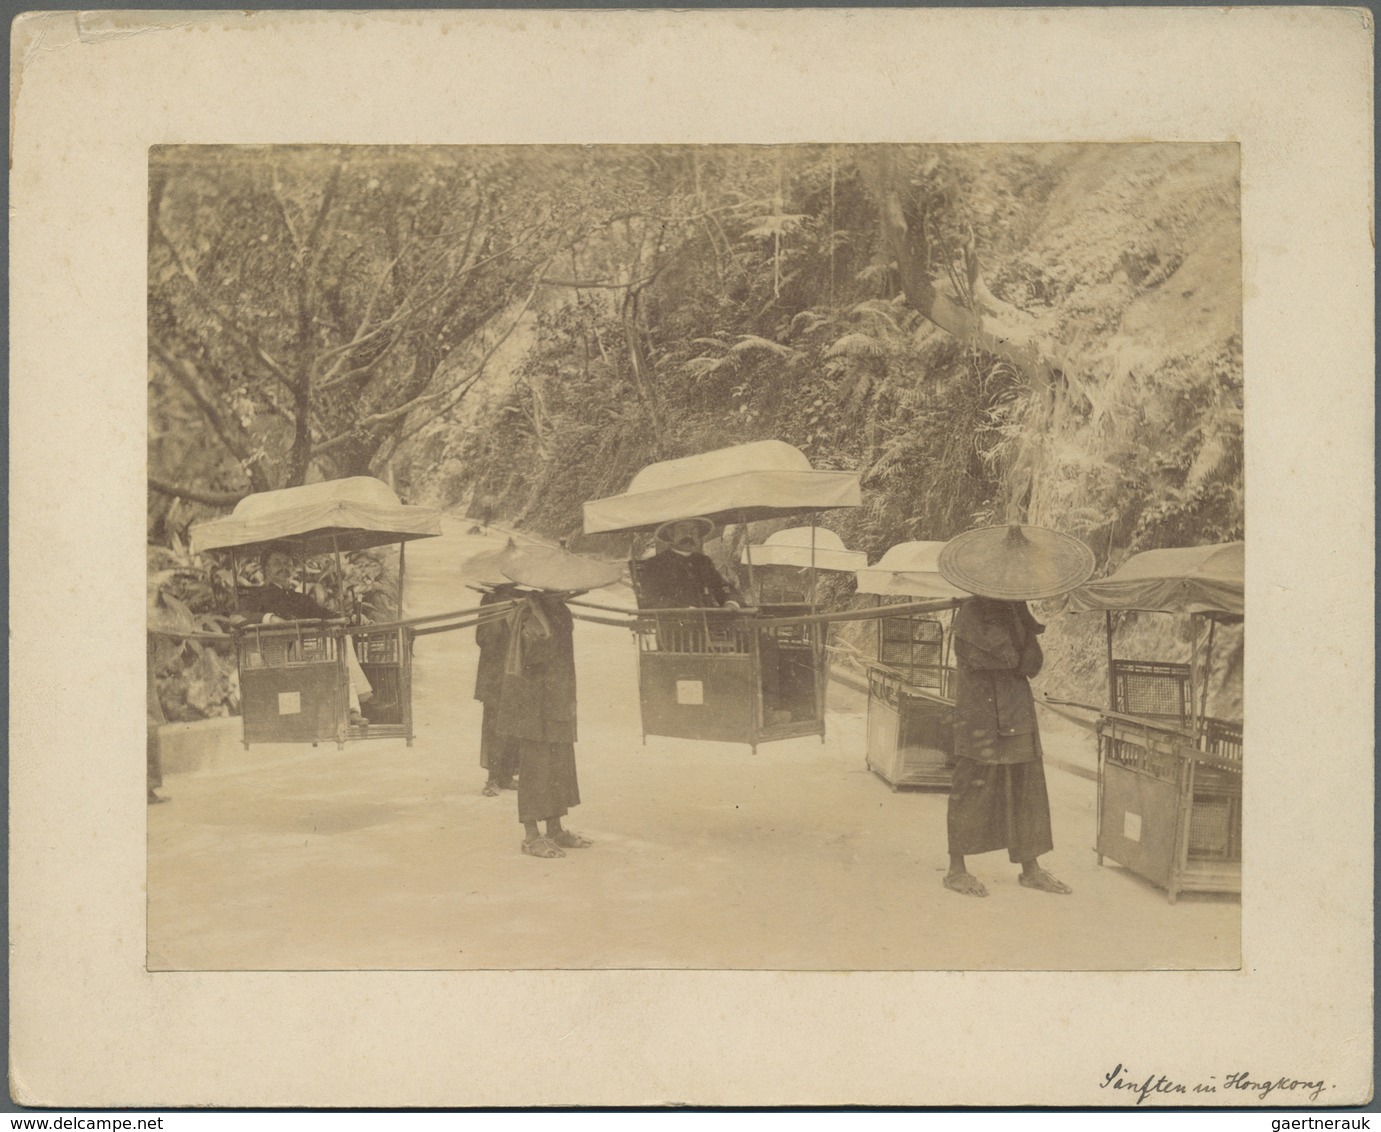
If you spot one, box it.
[582,441,862,752]
[190,477,442,749]
[1064,541,1244,902]
[854,541,969,789]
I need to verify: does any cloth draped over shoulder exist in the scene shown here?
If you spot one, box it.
[952,597,1045,764]
[474,586,519,704]
[495,594,577,744]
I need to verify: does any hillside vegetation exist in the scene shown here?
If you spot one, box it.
[150,144,1243,718]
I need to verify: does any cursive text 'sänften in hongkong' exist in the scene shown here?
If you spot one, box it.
[1101,1064,1329,1104]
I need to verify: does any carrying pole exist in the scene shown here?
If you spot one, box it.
[398,540,408,617]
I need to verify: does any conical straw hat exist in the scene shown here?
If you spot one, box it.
[938,523,1095,601]
[499,544,623,592]
[463,539,520,586]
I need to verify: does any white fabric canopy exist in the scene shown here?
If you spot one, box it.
[1066,542,1244,616]
[583,440,861,535]
[190,477,442,555]
[740,527,866,572]
[855,541,970,600]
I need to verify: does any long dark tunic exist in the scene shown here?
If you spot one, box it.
[494,594,580,824]
[947,598,1054,861]
[952,598,1044,764]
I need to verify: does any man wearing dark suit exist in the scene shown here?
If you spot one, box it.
[635,517,743,610]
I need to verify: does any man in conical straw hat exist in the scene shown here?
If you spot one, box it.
[937,523,1095,898]
[494,543,621,859]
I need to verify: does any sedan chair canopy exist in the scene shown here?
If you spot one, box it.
[1065,541,1244,618]
[741,527,867,573]
[582,440,862,537]
[189,476,443,556]
[855,541,971,601]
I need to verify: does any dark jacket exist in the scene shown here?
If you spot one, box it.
[237,583,338,622]
[495,593,577,744]
[635,549,742,610]
[952,598,1044,762]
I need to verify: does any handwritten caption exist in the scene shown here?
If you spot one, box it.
[1101,1064,1329,1105]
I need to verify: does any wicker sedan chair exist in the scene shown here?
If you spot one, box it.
[583,441,862,752]
[854,542,967,789]
[190,477,442,749]
[1066,543,1244,902]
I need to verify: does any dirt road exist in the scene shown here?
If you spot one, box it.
[148,516,1240,971]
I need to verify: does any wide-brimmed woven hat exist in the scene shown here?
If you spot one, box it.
[938,523,1095,601]
[499,544,623,592]
[655,516,715,544]
[462,539,520,586]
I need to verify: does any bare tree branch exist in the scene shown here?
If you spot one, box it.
[148,477,249,507]
[320,262,552,456]
[152,220,298,398]
[150,342,267,487]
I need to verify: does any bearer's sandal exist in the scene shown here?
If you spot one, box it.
[943,871,988,897]
[481,782,501,797]
[1018,868,1072,894]
[521,836,566,859]
[549,830,592,849]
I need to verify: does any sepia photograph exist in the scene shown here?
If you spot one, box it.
[9,8,1372,1109]
[145,142,1244,973]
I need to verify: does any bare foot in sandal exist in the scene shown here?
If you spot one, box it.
[522,836,565,859]
[1018,866,1072,894]
[943,871,988,897]
[549,829,592,849]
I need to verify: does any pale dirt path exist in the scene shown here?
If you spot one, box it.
[148,514,1240,970]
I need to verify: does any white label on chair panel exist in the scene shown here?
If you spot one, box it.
[1123,811,1142,842]
[278,692,302,715]
[675,680,704,706]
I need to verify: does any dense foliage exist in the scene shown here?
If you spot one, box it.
[151,143,1243,715]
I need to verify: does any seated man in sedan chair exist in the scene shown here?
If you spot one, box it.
[634,517,746,653]
[233,549,375,726]
[634,517,745,609]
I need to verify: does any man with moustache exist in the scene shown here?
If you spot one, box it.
[635,517,743,611]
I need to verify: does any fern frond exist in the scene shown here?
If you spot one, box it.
[729,335,794,360]
[825,332,888,360]
[684,356,732,379]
